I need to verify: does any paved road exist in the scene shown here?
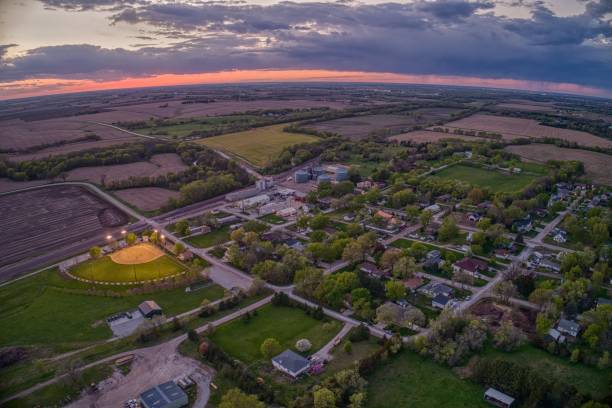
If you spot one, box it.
[312,323,354,361]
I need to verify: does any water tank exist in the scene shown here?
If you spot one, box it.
[317,174,332,184]
[294,170,310,183]
[335,167,349,182]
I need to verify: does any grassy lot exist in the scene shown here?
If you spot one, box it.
[258,213,287,225]
[198,124,319,167]
[71,253,186,283]
[366,351,488,408]
[0,268,224,347]
[431,164,537,193]
[133,115,264,138]
[480,345,611,400]
[209,304,341,364]
[186,225,231,248]
[325,339,380,374]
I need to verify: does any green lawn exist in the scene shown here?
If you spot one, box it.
[480,345,611,400]
[258,213,287,225]
[71,254,186,283]
[0,269,224,347]
[431,164,537,193]
[186,225,231,248]
[366,351,488,408]
[198,124,319,167]
[209,304,341,363]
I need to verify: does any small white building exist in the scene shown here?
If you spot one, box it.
[238,194,270,210]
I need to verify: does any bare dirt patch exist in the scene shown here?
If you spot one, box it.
[0,185,129,268]
[63,153,188,184]
[110,243,164,265]
[505,144,612,186]
[114,187,180,211]
[389,130,489,143]
[436,114,612,148]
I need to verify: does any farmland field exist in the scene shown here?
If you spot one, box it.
[63,153,188,184]
[505,144,612,186]
[436,114,612,148]
[390,130,489,144]
[366,351,487,408]
[307,109,462,140]
[70,245,186,283]
[209,304,341,363]
[431,164,537,192]
[114,187,180,211]
[0,268,224,347]
[197,124,319,167]
[0,185,128,271]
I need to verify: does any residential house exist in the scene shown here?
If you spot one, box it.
[494,248,509,260]
[403,277,425,292]
[453,257,488,276]
[418,282,453,298]
[432,294,452,309]
[423,204,442,214]
[556,318,580,338]
[540,259,561,273]
[513,218,532,233]
[272,350,310,378]
[547,327,566,344]
[359,262,389,278]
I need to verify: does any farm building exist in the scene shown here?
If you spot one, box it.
[238,194,270,210]
[140,381,188,408]
[272,349,310,378]
[139,300,163,318]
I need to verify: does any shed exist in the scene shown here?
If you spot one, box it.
[138,300,162,318]
[484,388,515,408]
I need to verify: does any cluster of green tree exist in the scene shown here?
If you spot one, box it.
[0,133,101,154]
[412,313,488,366]
[472,358,604,407]
[561,206,610,248]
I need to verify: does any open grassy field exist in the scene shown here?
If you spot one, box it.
[0,268,225,347]
[71,245,186,283]
[209,304,341,363]
[186,225,231,248]
[480,345,611,400]
[437,114,612,148]
[197,124,319,167]
[431,164,537,193]
[505,144,612,186]
[114,187,180,212]
[258,213,287,225]
[366,351,488,408]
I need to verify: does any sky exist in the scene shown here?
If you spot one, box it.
[0,0,611,99]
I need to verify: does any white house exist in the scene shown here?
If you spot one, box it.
[272,349,310,378]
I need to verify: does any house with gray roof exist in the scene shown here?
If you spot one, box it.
[272,349,310,378]
[556,318,580,338]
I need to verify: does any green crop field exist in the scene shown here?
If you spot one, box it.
[430,164,537,193]
[209,304,341,363]
[186,225,231,248]
[0,268,225,347]
[198,124,319,167]
[366,351,488,408]
[70,253,186,283]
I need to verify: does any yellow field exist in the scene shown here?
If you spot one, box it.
[109,243,164,265]
[197,124,319,167]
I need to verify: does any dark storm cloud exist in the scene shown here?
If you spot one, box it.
[0,44,18,60]
[5,0,612,91]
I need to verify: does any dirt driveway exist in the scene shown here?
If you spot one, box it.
[67,339,213,408]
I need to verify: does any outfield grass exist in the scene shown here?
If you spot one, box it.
[431,164,537,193]
[480,345,611,399]
[198,124,319,167]
[186,225,231,248]
[209,304,341,363]
[71,253,186,283]
[366,351,488,408]
[0,269,224,347]
[258,213,287,225]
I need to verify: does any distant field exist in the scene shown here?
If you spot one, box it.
[209,304,341,363]
[366,351,487,408]
[71,245,186,283]
[431,164,537,193]
[114,187,180,211]
[436,114,612,148]
[197,124,319,167]
[307,109,462,140]
[495,103,557,112]
[505,144,612,186]
[64,153,188,184]
[390,130,489,144]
